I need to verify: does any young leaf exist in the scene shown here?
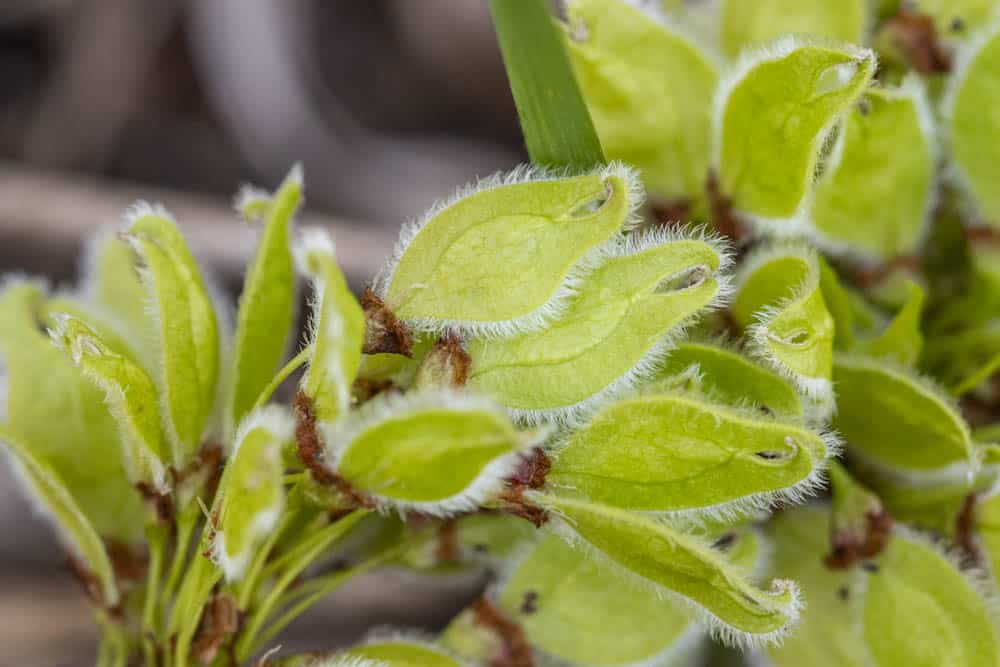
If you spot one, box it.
[719,0,868,59]
[374,164,641,338]
[0,279,143,542]
[326,390,530,515]
[811,80,937,262]
[561,0,718,202]
[863,530,1000,667]
[917,0,997,39]
[645,340,804,419]
[347,638,464,667]
[859,280,925,366]
[466,229,731,423]
[945,22,1000,228]
[764,507,870,667]
[833,355,977,477]
[124,204,220,462]
[211,406,292,581]
[545,393,834,518]
[49,314,169,491]
[498,533,699,666]
[732,244,835,400]
[535,494,802,648]
[228,165,302,434]
[0,425,119,606]
[297,228,365,424]
[818,258,857,350]
[714,38,876,229]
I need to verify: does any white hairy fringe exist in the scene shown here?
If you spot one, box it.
[233,162,304,224]
[711,35,877,236]
[508,226,736,428]
[372,162,644,340]
[321,390,541,517]
[807,75,940,265]
[538,508,804,651]
[940,18,1000,228]
[735,242,835,401]
[212,405,291,581]
[833,352,978,479]
[122,202,231,461]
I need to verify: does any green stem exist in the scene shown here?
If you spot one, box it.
[143,525,167,667]
[163,504,200,604]
[489,0,604,168]
[97,619,129,667]
[246,551,395,658]
[233,508,297,610]
[234,510,368,659]
[252,346,312,410]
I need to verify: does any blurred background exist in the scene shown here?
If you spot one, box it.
[0,1,527,663]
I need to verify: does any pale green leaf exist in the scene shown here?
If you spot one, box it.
[764,507,870,667]
[124,205,220,462]
[818,257,857,350]
[719,0,868,59]
[646,340,804,419]
[499,533,698,666]
[864,530,1000,667]
[918,0,998,40]
[467,230,731,423]
[562,0,718,203]
[732,244,835,400]
[535,494,802,648]
[946,22,1000,228]
[0,425,119,605]
[833,354,976,477]
[812,80,936,261]
[546,393,833,517]
[0,279,143,542]
[328,391,527,515]
[375,164,640,337]
[49,314,169,491]
[715,38,876,227]
[212,406,291,581]
[347,639,463,667]
[859,280,925,366]
[228,165,302,434]
[297,228,365,423]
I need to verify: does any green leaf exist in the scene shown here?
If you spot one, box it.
[328,391,529,515]
[455,513,536,565]
[859,280,925,366]
[545,393,834,517]
[489,0,604,169]
[466,230,731,423]
[975,490,1000,584]
[732,244,835,401]
[0,279,143,542]
[646,340,804,419]
[714,38,876,227]
[124,204,220,462]
[833,354,976,477]
[80,229,157,370]
[818,258,857,350]
[946,23,1000,229]
[562,0,717,203]
[719,0,868,59]
[920,0,999,40]
[0,425,119,605]
[763,507,870,667]
[864,530,1000,667]
[227,165,302,434]
[811,80,936,261]
[375,164,640,338]
[347,639,464,667]
[534,494,802,647]
[49,314,169,491]
[498,533,699,666]
[297,228,365,424]
[211,406,291,581]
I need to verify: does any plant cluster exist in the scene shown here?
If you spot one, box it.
[4,0,1000,666]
